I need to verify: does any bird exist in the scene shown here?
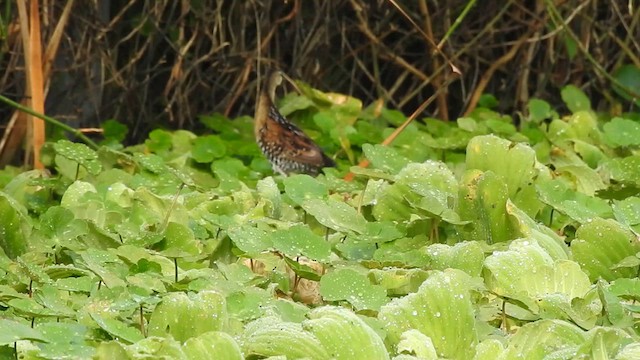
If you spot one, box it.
[254,70,335,176]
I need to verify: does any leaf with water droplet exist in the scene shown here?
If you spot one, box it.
[394,161,464,225]
[148,290,227,342]
[302,198,367,234]
[160,222,200,258]
[183,331,243,360]
[604,117,640,147]
[604,156,640,186]
[191,135,226,163]
[35,322,95,359]
[90,312,144,344]
[271,225,331,262]
[561,85,591,113]
[54,140,101,176]
[0,318,47,345]
[466,135,540,216]
[283,174,328,206]
[396,329,438,359]
[537,178,612,223]
[500,320,584,359]
[506,199,569,260]
[0,192,30,258]
[303,306,389,360]
[572,218,640,282]
[134,153,167,174]
[362,144,411,175]
[379,269,478,360]
[368,268,429,297]
[241,316,330,359]
[320,268,387,311]
[457,170,516,243]
[425,241,485,277]
[484,239,592,322]
[283,256,322,281]
[227,226,272,256]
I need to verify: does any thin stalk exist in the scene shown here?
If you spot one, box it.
[0,93,99,149]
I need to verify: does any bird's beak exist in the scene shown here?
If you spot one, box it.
[280,72,303,95]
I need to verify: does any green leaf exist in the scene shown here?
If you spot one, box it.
[537,179,612,223]
[60,181,97,208]
[478,93,498,108]
[320,268,388,311]
[603,117,640,147]
[0,319,47,345]
[102,119,128,143]
[283,174,328,206]
[575,326,634,358]
[161,222,200,258]
[612,64,640,106]
[379,270,478,360]
[527,98,553,123]
[303,198,368,234]
[561,85,591,113]
[54,140,102,176]
[484,239,591,315]
[35,322,94,359]
[500,320,584,359]
[425,242,485,277]
[303,306,389,360]
[597,281,633,327]
[556,164,606,196]
[126,336,186,359]
[363,144,412,174]
[397,329,438,359]
[90,313,144,344]
[572,218,640,281]
[368,268,429,297]
[145,129,173,153]
[79,249,126,288]
[613,197,640,233]
[617,343,640,360]
[227,226,272,256]
[134,153,167,174]
[506,200,569,260]
[465,135,540,216]
[604,156,640,185]
[148,291,227,342]
[457,170,515,243]
[191,135,226,163]
[270,225,331,262]
[242,316,330,359]
[0,192,30,258]
[394,161,462,224]
[183,331,243,360]
[283,256,322,281]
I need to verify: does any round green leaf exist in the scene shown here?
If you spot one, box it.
[191,135,226,163]
[283,174,328,206]
[54,140,101,175]
[270,225,331,262]
[603,117,640,147]
[561,85,591,113]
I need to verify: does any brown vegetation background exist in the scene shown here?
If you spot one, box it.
[0,0,638,164]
